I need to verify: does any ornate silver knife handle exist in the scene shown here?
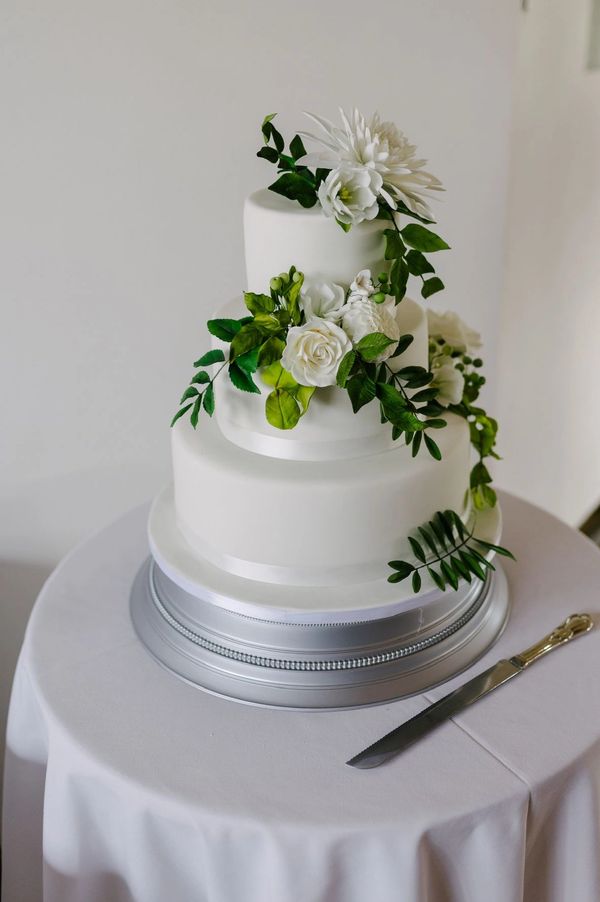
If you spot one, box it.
[510,613,593,669]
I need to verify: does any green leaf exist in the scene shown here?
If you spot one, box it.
[411,570,422,593]
[193,349,225,367]
[427,566,446,591]
[418,525,439,557]
[437,511,456,545]
[473,539,516,560]
[408,536,427,563]
[261,360,298,390]
[401,224,450,253]
[405,249,435,276]
[228,362,261,394]
[258,336,286,367]
[471,547,496,571]
[190,371,210,385]
[429,518,447,550]
[447,509,467,540]
[376,383,407,422]
[356,332,396,362]
[424,433,442,460]
[256,146,279,164]
[441,559,459,591]
[470,461,493,488]
[269,172,318,208]
[202,384,215,416]
[460,550,486,581]
[387,561,415,579]
[207,318,243,342]
[295,385,315,414]
[411,431,423,457]
[390,257,409,303]
[289,134,306,160]
[421,277,445,299]
[265,388,301,429]
[336,350,356,387]
[170,403,193,427]
[191,394,202,428]
[230,323,264,359]
[346,375,376,413]
[390,333,414,358]
[236,346,260,374]
[424,418,446,429]
[252,312,282,333]
[411,387,439,402]
[383,228,406,260]
[450,554,472,582]
[180,386,199,404]
[244,292,275,315]
[336,219,351,232]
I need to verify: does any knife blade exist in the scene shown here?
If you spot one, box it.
[346,613,593,769]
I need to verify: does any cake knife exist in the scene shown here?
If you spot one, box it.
[346,613,593,769]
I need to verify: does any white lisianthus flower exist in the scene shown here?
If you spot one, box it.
[342,296,400,362]
[318,165,382,226]
[349,269,375,298]
[300,108,443,220]
[282,317,352,387]
[427,310,482,353]
[430,358,464,407]
[301,281,346,323]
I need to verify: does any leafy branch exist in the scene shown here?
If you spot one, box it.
[336,334,447,459]
[377,203,449,305]
[257,114,329,209]
[431,341,500,511]
[171,267,313,430]
[388,509,515,593]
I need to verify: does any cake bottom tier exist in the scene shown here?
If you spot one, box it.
[171,412,471,587]
[130,556,510,709]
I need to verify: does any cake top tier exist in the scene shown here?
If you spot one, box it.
[244,189,387,292]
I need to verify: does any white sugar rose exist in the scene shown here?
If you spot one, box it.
[430,358,464,407]
[301,281,346,322]
[318,164,382,226]
[427,310,482,353]
[281,317,352,387]
[342,296,400,361]
[350,269,375,298]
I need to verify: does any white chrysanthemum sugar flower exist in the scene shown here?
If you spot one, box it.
[342,296,400,362]
[430,358,464,407]
[318,165,382,226]
[301,108,443,220]
[301,281,346,322]
[349,269,375,298]
[282,317,352,387]
[427,310,482,353]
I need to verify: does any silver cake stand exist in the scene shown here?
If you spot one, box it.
[130,487,510,710]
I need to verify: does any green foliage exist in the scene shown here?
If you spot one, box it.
[400,224,450,252]
[265,388,301,429]
[388,509,514,593]
[336,350,356,388]
[355,332,395,362]
[257,113,328,210]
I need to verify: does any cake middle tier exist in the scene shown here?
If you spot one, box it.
[171,413,471,588]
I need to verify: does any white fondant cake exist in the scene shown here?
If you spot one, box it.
[245,189,387,289]
[134,111,510,709]
[167,188,473,592]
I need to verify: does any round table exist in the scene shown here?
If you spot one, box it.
[3,493,600,902]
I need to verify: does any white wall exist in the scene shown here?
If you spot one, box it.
[498,0,600,525]
[0,0,519,816]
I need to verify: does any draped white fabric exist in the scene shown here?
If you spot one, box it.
[3,493,600,902]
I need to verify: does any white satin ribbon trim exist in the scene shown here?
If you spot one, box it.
[217,417,395,462]
[177,521,384,587]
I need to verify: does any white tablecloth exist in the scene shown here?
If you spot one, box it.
[3,492,600,902]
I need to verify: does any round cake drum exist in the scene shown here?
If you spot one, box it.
[130,488,510,709]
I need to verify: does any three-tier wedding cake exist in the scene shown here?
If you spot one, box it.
[131,109,512,708]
